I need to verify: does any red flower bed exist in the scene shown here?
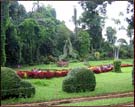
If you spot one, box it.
[17,70,69,79]
[16,63,133,79]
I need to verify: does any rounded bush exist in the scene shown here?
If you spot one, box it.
[62,76,77,93]
[18,80,35,98]
[62,67,96,93]
[1,67,21,99]
[113,59,122,73]
[1,67,35,99]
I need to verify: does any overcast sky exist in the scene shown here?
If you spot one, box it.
[18,1,132,44]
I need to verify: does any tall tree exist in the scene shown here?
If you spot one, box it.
[105,26,117,59]
[77,29,90,59]
[72,7,77,39]
[105,27,117,45]
[1,1,10,66]
[18,18,41,64]
[79,1,107,51]
[5,23,21,66]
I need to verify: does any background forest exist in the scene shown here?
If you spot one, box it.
[1,1,134,67]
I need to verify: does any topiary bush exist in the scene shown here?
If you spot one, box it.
[18,80,35,98]
[1,67,35,99]
[62,67,96,93]
[113,59,122,73]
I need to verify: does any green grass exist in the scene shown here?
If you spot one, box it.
[1,66,133,105]
[60,97,134,106]
[15,59,133,71]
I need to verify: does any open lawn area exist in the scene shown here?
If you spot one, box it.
[1,59,133,105]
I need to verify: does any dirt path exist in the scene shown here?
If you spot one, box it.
[2,91,134,107]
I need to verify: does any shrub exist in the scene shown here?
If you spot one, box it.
[94,52,100,60]
[1,67,35,99]
[113,59,122,73]
[62,67,96,93]
[18,80,35,98]
[62,76,77,93]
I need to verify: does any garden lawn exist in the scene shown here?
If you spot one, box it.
[60,97,134,106]
[15,59,132,71]
[1,66,133,105]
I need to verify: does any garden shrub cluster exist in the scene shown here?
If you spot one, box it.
[1,67,35,99]
[62,67,96,93]
[113,59,122,73]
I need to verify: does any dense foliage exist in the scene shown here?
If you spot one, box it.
[113,59,122,73]
[62,67,96,93]
[1,67,35,99]
[1,1,134,67]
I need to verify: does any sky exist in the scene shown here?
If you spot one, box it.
[18,1,133,44]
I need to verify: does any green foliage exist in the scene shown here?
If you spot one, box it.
[5,23,21,66]
[94,52,100,60]
[77,30,90,59]
[39,56,50,64]
[18,18,41,64]
[1,67,35,99]
[113,59,122,73]
[105,26,117,45]
[18,80,35,98]
[1,1,10,66]
[79,1,106,50]
[1,67,21,99]
[9,1,27,25]
[62,67,96,93]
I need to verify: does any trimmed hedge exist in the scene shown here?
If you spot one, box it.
[113,59,122,73]
[1,67,35,99]
[62,67,96,93]
[18,80,35,98]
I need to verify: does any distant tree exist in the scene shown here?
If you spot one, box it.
[79,1,108,51]
[117,38,128,46]
[9,1,27,25]
[105,26,117,59]
[105,27,117,45]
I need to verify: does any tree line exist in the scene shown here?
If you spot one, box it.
[1,1,134,67]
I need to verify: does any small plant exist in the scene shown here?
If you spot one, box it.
[94,52,100,60]
[62,67,96,93]
[113,59,122,73]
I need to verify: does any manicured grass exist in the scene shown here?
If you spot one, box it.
[60,97,134,106]
[1,66,133,105]
[15,59,133,71]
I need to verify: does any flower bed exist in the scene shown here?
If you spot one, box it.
[16,64,133,79]
[120,64,133,67]
[88,65,113,74]
[17,70,69,79]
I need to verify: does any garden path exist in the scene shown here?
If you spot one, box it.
[2,91,134,107]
